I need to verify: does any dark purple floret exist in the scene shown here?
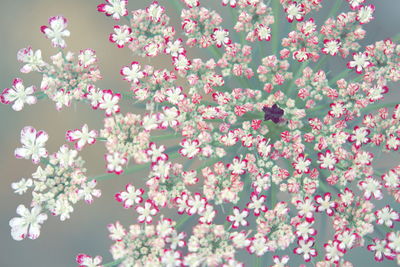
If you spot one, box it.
[262,104,284,123]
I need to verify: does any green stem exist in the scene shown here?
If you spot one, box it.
[269,182,277,208]
[255,255,261,267]
[271,0,281,55]
[103,258,124,267]
[150,134,179,142]
[362,102,399,112]
[175,214,191,229]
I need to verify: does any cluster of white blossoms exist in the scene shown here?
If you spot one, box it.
[2,0,400,266]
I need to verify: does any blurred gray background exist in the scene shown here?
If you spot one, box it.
[0,0,399,266]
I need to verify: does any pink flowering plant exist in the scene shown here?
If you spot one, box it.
[2,0,400,266]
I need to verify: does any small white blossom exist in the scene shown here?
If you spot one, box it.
[41,16,70,48]
[9,205,48,240]
[15,126,48,164]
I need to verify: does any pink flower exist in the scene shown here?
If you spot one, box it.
[323,240,344,264]
[348,126,370,148]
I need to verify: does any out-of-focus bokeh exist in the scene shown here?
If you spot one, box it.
[0,0,399,266]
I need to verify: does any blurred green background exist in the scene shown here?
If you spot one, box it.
[0,0,399,266]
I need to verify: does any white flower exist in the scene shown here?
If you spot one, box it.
[55,145,78,168]
[222,0,237,7]
[211,27,231,48]
[375,205,399,228]
[41,16,70,48]
[161,250,182,267]
[357,4,375,24]
[17,47,46,73]
[1,78,37,111]
[146,1,164,22]
[15,126,48,164]
[227,207,249,228]
[98,90,121,117]
[106,152,127,174]
[358,177,382,200]
[78,49,97,68]
[109,25,132,48]
[285,3,304,22]
[53,197,74,221]
[77,180,101,204]
[97,0,128,21]
[9,205,48,240]
[322,39,341,56]
[66,124,98,150]
[255,24,271,41]
[76,254,103,267]
[120,61,145,84]
[179,139,201,159]
[347,52,371,74]
[115,184,144,208]
[11,178,33,195]
[107,221,126,241]
[136,200,158,223]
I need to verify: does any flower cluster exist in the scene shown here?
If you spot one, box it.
[3,0,400,266]
[10,126,101,239]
